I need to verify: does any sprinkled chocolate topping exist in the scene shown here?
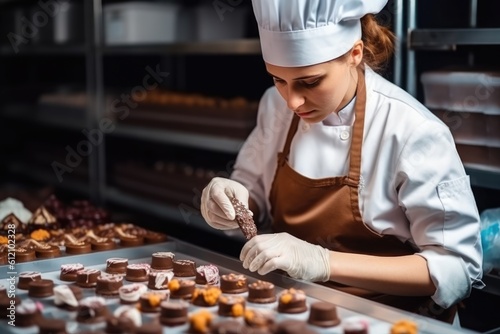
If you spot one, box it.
[230,197,257,240]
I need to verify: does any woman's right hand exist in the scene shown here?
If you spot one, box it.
[200,177,251,230]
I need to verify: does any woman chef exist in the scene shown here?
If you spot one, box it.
[201,0,484,323]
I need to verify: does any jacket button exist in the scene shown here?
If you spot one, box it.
[340,130,350,140]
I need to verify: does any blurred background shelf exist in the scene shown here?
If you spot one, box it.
[410,28,500,49]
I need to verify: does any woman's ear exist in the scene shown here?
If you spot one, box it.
[349,40,364,67]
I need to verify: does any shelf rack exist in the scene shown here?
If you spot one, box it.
[410,28,500,49]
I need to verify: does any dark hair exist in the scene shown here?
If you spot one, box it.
[360,14,395,72]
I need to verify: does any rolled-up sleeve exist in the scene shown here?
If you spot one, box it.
[397,121,484,308]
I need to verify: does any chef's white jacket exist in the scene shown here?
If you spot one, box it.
[231,66,484,308]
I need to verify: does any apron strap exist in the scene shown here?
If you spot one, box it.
[347,67,366,185]
[278,115,300,166]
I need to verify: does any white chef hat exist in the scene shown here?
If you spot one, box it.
[252,0,388,67]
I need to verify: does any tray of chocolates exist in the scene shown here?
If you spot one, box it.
[0,239,475,334]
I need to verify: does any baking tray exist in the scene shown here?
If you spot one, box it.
[0,238,478,334]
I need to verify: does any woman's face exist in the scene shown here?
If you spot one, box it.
[265,54,358,124]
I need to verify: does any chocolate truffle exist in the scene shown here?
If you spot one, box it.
[90,238,115,251]
[210,320,246,334]
[28,206,58,231]
[173,259,196,277]
[275,319,311,334]
[150,251,174,270]
[95,274,123,296]
[118,283,148,304]
[168,278,196,299]
[16,299,43,327]
[113,304,142,327]
[125,263,150,282]
[34,244,61,259]
[247,280,276,304]
[75,268,101,288]
[144,231,168,244]
[189,309,214,333]
[220,273,248,294]
[244,308,276,329]
[390,320,418,334]
[105,316,135,334]
[195,264,220,286]
[218,295,246,317]
[139,291,169,313]
[0,213,26,235]
[277,288,308,314]
[119,235,144,247]
[135,323,163,334]
[38,317,67,334]
[28,279,54,298]
[65,241,92,254]
[17,271,42,290]
[13,247,36,263]
[106,257,128,275]
[148,270,174,290]
[60,263,84,281]
[342,318,369,334]
[308,301,341,327]
[160,300,189,326]
[54,284,83,310]
[192,286,222,307]
[76,296,109,323]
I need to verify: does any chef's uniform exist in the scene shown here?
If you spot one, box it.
[232,0,485,323]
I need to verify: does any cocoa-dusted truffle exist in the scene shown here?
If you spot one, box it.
[307,301,341,327]
[230,197,257,239]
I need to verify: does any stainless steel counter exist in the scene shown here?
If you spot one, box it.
[0,238,479,334]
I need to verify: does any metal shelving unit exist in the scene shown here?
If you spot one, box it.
[102,38,261,55]
[405,0,500,193]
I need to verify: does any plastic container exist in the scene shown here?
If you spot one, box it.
[480,208,500,273]
[431,110,500,147]
[421,71,500,115]
[456,144,500,170]
[195,2,249,41]
[103,2,180,45]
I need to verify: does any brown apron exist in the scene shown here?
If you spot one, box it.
[269,68,456,323]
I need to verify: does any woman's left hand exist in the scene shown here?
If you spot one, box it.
[240,232,331,282]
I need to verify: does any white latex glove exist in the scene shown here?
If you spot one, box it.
[201,177,251,230]
[240,232,331,282]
